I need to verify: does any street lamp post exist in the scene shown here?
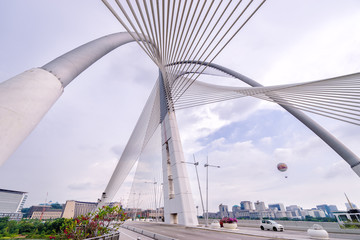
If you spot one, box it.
[204,156,220,227]
[132,193,141,220]
[182,155,205,218]
[145,179,158,221]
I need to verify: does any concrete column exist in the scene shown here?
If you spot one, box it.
[0,68,63,166]
[161,111,198,226]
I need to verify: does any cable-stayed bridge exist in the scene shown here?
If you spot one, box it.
[0,0,360,227]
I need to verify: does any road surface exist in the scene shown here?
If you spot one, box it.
[123,221,360,240]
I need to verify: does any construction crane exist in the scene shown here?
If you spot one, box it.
[39,192,48,220]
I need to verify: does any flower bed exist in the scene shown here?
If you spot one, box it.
[219,217,238,228]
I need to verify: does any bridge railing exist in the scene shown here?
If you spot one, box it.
[84,231,120,240]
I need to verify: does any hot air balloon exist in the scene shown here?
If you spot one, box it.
[277,163,288,178]
[277,163,287,172]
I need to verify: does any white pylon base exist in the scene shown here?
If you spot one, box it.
[161,111,198,226]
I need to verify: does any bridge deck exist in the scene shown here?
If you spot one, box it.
[122,221,360,240]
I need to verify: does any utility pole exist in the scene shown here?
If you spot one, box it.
[145,179,158,221]
[182,155,205,218]
[193,155,205,218]
[204,156,220,227]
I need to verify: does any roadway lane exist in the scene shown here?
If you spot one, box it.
[124,222,287,240]
[124,221,360,240]
[119,227,153,240]
[235,226,360,240]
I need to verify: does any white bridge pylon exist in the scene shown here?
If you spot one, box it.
[159,69,198,225]
[161,111,198,225]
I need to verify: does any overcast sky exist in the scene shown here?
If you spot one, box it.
[1,0,360,213]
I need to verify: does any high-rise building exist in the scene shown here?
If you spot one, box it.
[27,205,63,220]
[62,200,97,218]
[232,205,241,214]
[240,201,253,210]
[268,203,285,212]
[219,204,229,218]
[308,209,326,218]
[254,201,266,211]
[0,188,27,220]
[345,202,358,210]
[329,205,338,212]
[286,205,303,219]
[316,204,338,218]
[286,205,302,211]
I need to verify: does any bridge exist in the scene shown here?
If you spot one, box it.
[1,0,360,231]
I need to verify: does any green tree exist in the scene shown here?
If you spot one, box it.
[7,220,18,234]
[21,207,30,218]
[18,220,35,234]
[0,217,9,232]
[51,203,63,209]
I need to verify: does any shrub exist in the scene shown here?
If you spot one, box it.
[61,205,128,240]
[219,217,238,227]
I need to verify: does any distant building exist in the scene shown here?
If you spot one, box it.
[139,207,164,220]
[274,211,287,219]
[254,201,266,211]
[232,205,241,214]
[0,188,27,220]
[240,201,253,210]
[307,209,326,218]
[345,202,358,210]
[62,200,97,218]
[316,204,338,218]
[286,205,302,211]
[233,210,250,219]
[329,205,338,212]
[207,212,220,219]
[28,205,63,220]
[249,210,274,219]
[219,204,229,218]
[124,207,143,219]
[268,203,285,212]
[286,205,303,219]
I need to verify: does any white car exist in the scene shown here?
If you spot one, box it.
[260,220,284,231]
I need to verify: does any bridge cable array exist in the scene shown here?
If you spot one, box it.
[101,0,267,109]
[99,0,268,205]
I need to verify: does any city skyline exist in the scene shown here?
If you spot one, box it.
[1,0,360,212]
[17,191,358,214]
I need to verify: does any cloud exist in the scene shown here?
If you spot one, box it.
[259,137,272,146]
[323,161,353,179]
[110,145,124,156]
[68,182,94,191]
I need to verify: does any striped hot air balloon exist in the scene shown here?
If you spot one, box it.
[277,163,288,172]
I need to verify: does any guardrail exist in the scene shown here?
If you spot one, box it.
[122,224,178,240]
[85,232,120,240]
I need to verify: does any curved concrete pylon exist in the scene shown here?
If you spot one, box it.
[0,32,137,166]
[42,32,137,87]
[169,61,360,177]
